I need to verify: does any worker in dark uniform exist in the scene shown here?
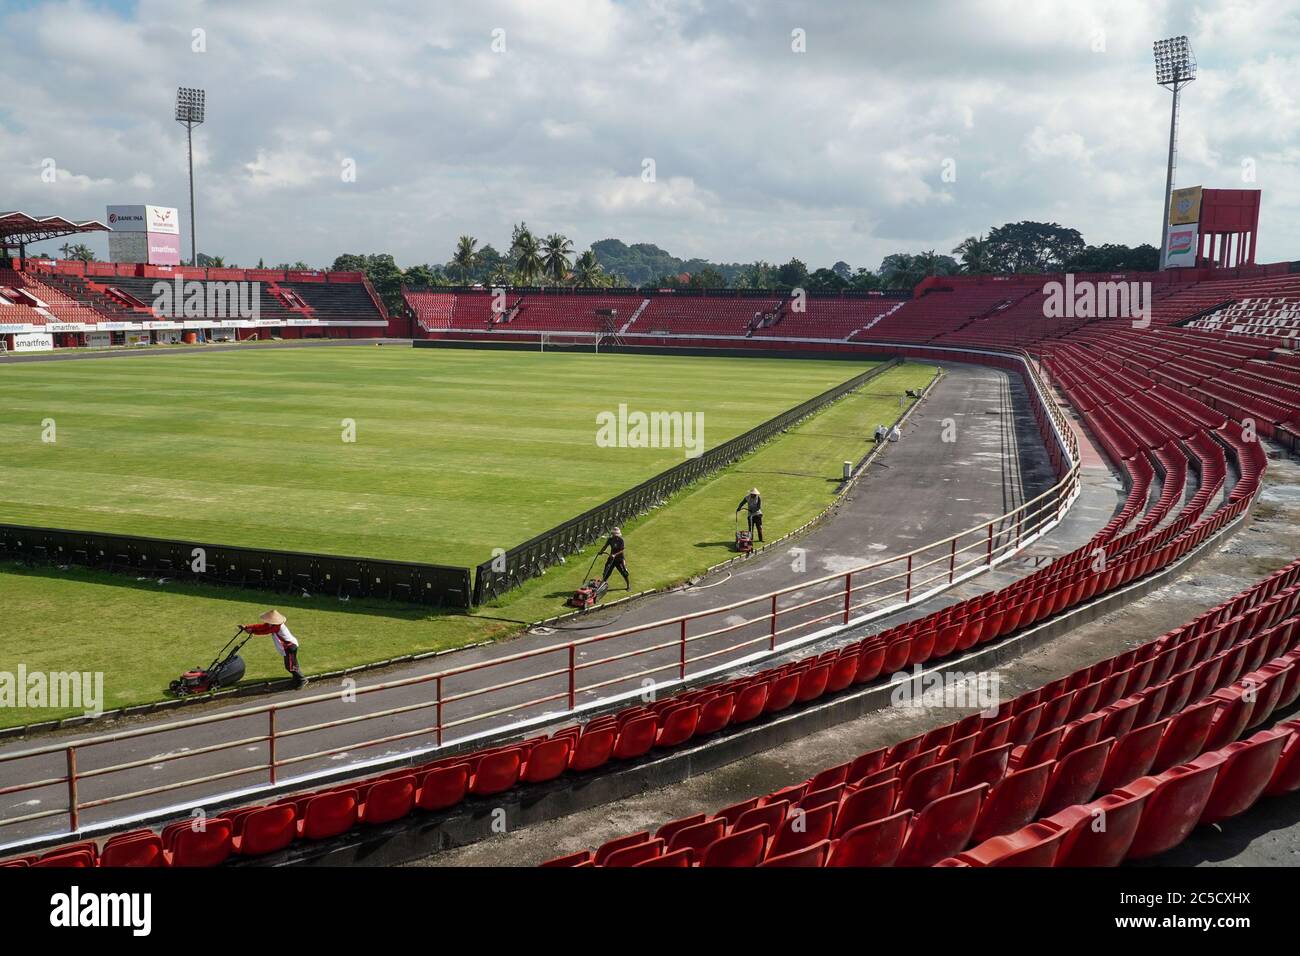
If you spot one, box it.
[598,526,630,590]
[736,487,764,542]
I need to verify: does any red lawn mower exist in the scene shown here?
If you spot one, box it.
[168,626,255,696]
[735,513,754,554]
[566,553,610,610]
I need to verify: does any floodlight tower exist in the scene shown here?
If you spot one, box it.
[1153,37,1196,270]
[175,87,206,266]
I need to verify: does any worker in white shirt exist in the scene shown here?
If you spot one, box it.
[241,609,308,687]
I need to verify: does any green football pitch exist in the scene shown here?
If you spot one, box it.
[0,346,938,725]
[0,347,884,567]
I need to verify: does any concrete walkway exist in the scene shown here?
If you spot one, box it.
[0,362,1097,849]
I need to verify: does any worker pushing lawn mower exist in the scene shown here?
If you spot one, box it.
[240,609,308,688]
[735,487,763,552]
[567,526,630,609]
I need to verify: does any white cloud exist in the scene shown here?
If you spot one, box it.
[0,0,1295,271]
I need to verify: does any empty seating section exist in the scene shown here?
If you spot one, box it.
[0,263,385,335]
[550,559,1300,866]
[505,294,642,332]
[0,268,107,326]
[1194,296,1300,345]
[749,296,902,339]
[638,295,783,335]
[282,281,382,322]
[852,284,1035,344]
[406,290,458,330]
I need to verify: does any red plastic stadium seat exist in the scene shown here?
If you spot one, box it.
[168,817,233,867]
[655,704,701,748]
[1097,721,1165,794]
[362,775,416,825]
[826,810,913,867]
[730,682,770,723]
[699,825,769,867]
[957,821,1070,867]
[471,748,522,795]
[33,849,96,868]
[613,715,659,760]
[1265,727,1300,796]
[521,738,572,784]
[540,850,592,867]
[1050,792,1148,867]
[956,745,1013,791]
[713,796,760,828]
[603,838,665,867]
[1150,700,1217,773]
[1039,738,1113,816]
[760,839,831,868]
[417,763,470,811]
[766,803,835,859]
[763,673,802,714]
[1197,730,1288,824]
[897,759,957,813]
[895,785,988,867]
[733,800,790,837]
[299,789,359,841]
[832,778,898,838]
[1119,762,1222,860]
[655,813,707,845]
[594,831,651,866]
[667,819,726,857]
[234,804,298,856]
[694,693,736,735]
[634,847,694,867]
[569,728,617,772]
[101,831,165,867]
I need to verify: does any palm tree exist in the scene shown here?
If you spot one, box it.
[573,250,605,288]
[452,235,478,284]
[953,235,993,274]
[542,233,574,285]
[514,229,542,285]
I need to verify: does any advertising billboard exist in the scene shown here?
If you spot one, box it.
[107,204,182,264]
[13,332,54,352]
[107,204,180,234]
[1168,186,1203,226]
[1164,224,1199,269]
[147,232,182,266]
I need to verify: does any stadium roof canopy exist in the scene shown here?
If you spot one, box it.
[0,210,110,250]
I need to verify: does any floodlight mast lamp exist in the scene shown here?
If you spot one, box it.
[1153,37,1196,271]
[175,87,206,267]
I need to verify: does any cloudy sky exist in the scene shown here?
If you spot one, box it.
[1,0,1297,271]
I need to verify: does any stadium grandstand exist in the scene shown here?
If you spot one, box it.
[6,2,1300,939]
[1,256,391,350]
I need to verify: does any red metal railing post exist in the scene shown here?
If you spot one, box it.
[949,539,956,583]
[987,523,994,565]
[65,747,78,833]
[769,594,778,650]
[567,645,577,710]
[436,676,444,746]
[679,619,687,680]
[906,554,913,601]
[843,572,852,624]
[268,707,277,784]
